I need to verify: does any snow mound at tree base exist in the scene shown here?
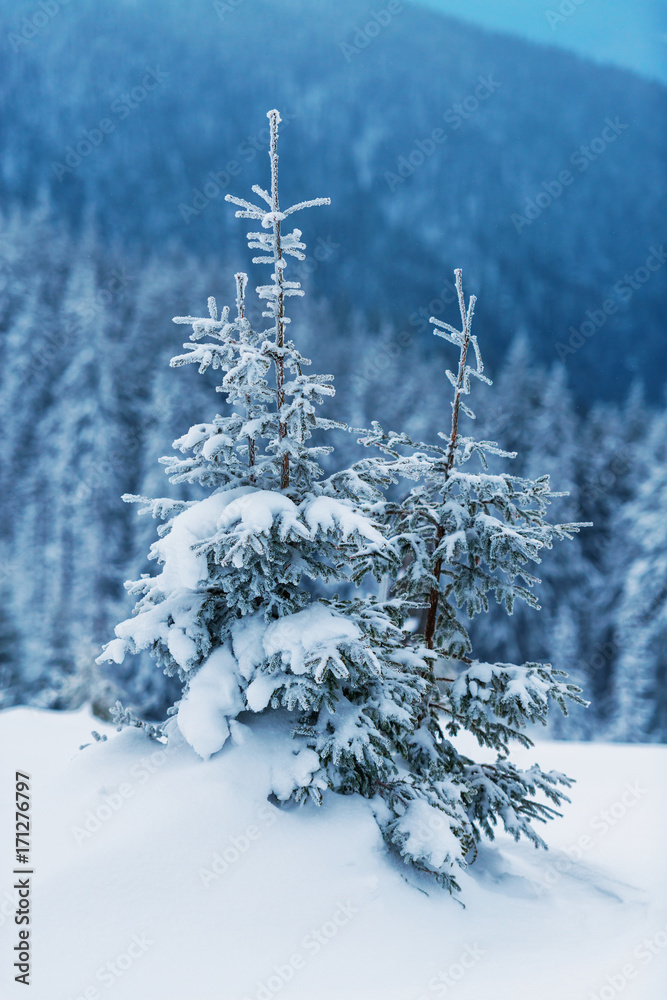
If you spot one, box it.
[0,708,665,1000]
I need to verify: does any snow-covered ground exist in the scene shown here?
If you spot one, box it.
[0,707,665,1000]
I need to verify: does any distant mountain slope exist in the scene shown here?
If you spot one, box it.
[0,0,665,399]
[414,0,667,84]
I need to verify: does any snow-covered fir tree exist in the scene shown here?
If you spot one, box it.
[99,111,587,893]
[351,269,589,879]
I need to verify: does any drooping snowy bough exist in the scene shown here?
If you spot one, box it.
[99,110,588,893]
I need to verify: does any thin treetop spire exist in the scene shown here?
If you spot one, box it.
[424,268,486,648]
[225,109,331,489]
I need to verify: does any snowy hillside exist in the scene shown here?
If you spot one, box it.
[1,707,665,1000]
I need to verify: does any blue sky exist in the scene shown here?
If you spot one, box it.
[413,0,667,83]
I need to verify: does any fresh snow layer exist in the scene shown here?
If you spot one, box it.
[177,607,363,759]
[176,644,244,759]
[155,490,237,592]
[0,707,665,1000]
[100,488,387,672]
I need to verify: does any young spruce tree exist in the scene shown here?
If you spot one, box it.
[355,272,588,881]
[99,111,586,893]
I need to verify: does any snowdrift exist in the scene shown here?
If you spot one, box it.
[0,708,665,1000]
